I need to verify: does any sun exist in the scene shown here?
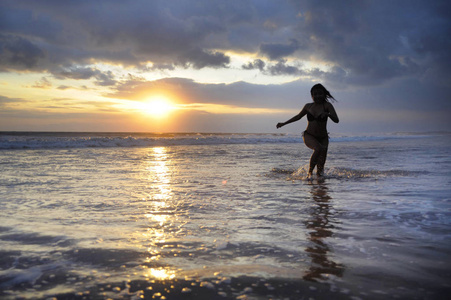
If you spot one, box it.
[140,96,175,118]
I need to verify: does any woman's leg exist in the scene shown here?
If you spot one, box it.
[316,136,329,176]
[303,132,329,176]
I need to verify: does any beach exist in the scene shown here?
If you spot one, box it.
[0,132,450,299]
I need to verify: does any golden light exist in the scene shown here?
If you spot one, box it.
[140,96,175,118]
[146,147,171,201]
[147,268,176,280]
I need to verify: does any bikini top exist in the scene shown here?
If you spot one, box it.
[307,103,328,122]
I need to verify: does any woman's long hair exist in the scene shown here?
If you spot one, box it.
[310,83,336,102]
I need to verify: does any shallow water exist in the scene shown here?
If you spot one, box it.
[0,133,450,299]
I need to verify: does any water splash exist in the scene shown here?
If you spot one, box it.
[325,167,425,179]
[274,166,424,181]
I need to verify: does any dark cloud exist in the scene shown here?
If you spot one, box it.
[0,0,449,89]
[242,59,305,76]
[267,60,302,76]
[54,67,117,86]
[0,5,62,42]
[94,71,116,86]
[0,34,45,71]
[260,39,301,60]
[241,59,348,82]
[0,0,233,71]
[55,67,101,80]
[177,48,230,69]
[242,59,266,71]
[293,0,451,86]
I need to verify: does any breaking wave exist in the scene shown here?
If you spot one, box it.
[0,132,443,150]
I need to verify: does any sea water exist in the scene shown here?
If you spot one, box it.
[0,132,450,299]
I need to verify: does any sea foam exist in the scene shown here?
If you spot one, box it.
[0,132,440,150]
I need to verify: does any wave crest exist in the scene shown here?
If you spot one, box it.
[0,132,443,150]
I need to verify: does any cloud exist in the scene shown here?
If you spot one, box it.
[267,60,302,76]
[32,77,52,89]
[293,0,450,86]
[54,67,117,86]
[107,76,314,111]
[177,48,230,69]
[242,59,266,71]
[0,0,233,71]
[242,59,305,76]
[0,94,27,107]
[0,34,45,71]
[260,39,301,60]
[0,0,449,89]
[241,59,348,82]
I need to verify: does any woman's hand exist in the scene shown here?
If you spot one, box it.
[276,122,285,129]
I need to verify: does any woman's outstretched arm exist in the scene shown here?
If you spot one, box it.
[277,104,308,128]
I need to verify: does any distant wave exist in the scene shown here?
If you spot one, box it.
[0,133,294,149]
[0,132,444,150]
[330,134,431,143]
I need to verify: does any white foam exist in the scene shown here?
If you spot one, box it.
[0,263,59,289]
[200,281,215,289]
[0,132,443,150]
[215,241,229,250]
[289,166,419,180]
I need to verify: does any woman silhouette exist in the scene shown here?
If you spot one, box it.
[277,84,339,178]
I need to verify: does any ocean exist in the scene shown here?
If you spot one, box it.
[0,132,450,299]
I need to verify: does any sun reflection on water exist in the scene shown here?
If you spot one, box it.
[147,147,172,202]
[146,268,176,280]
[124,147,189,281]
[142,147,174,245]
[133,147,182,279]
[145,213,169,226]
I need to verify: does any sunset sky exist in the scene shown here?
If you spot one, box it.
[1,0,450,134]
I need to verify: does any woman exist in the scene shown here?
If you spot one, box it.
[277,83,339,178]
